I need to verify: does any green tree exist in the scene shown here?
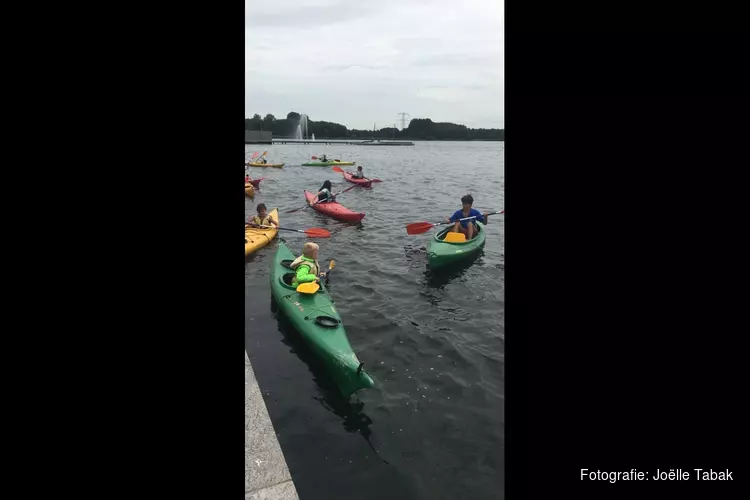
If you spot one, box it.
[246,112,503,139]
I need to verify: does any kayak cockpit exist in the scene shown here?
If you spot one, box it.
[436,223,484,243]
[278,271,328,296]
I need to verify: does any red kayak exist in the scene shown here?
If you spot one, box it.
[304,190,365,222]
[245,178,262,188]
[343,171,372,188]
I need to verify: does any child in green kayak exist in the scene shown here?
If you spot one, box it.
[290,242,327,286]
[445,194,489,240]
[316,180,336,203]
[247,203,277,228]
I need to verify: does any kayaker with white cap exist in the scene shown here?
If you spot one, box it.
[290,242,327,286]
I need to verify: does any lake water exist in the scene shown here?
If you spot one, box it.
[245,140,504,500]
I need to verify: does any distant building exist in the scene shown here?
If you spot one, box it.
[245,131,272,144]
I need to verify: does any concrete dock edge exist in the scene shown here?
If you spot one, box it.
[245,351,300,500]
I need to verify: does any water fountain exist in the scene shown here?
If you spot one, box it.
[300,114,308,139]
[293,114,310,141]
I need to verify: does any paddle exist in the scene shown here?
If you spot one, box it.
[297,259,335,294]
[331,166,382,183]
[250,150,268,165]
[406,210,505,235]
[247,225,330,238]
[324,259,335,284]
[285,185,358,214]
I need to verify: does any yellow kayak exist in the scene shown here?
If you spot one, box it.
[247,162,284,168]
[245,209,279,257]
[245,183,255,198]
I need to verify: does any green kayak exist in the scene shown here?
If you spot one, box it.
[270,241,375,397]
[301,160,356,166]
[428,222,486,270]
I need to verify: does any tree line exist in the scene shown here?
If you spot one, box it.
[245,112,504,141]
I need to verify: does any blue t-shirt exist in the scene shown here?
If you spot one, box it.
[450,208,484,228]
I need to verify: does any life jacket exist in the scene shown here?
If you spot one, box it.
[353,171,364,178]
[318,188,333,202]
[245,176,250,183]
[250,214,273,226]
[290,256,320,278]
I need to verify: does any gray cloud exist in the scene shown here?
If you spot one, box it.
[246,0,504,130]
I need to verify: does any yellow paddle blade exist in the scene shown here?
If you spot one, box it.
[296,282,320,294]
[328,260,335,271]
[444,231,466,243]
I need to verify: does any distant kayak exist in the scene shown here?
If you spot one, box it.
[247,178,262,188]
[302,160,355,167]
[248,162,284,168]
[304,190,365,222]
[343,171,372,187]
[428,222,486,270]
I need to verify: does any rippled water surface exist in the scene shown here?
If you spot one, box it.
[245,141,504,500]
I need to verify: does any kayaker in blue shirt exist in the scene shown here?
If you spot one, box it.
[445,194,489,240]
[316,180,336,203]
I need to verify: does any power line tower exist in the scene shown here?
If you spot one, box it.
[398,112,411,130]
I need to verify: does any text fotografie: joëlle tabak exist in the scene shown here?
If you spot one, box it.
[581,469,734,482]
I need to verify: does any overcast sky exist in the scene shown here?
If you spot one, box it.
[245,0,504,130]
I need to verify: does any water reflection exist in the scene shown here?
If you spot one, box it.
[270,298,389,465]
[423,251,485,289]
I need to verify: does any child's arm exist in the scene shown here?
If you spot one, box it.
[295,265,317,284]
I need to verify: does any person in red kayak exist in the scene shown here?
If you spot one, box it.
[352,166,365,179]
[247,203,278,228]
[290,242,327,286]
[316,180,336,203]
[445,194,489,240]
